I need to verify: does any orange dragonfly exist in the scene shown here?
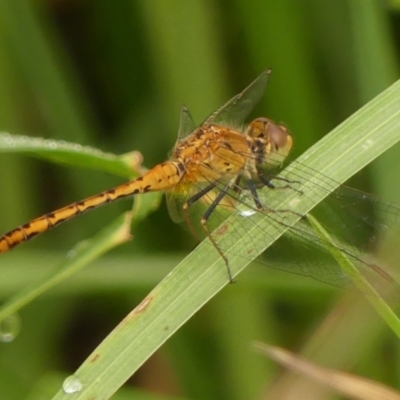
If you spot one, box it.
[0,71,290,277]
[0,70,399,294]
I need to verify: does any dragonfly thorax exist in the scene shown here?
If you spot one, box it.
[172,124,251,183]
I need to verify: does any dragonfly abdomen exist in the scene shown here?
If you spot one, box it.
[0,161,184,253]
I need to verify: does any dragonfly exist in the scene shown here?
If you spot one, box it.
[0,70,399,295]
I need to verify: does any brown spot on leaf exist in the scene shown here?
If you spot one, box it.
[123,295,154,322]
[135,296,153,313]
[90,353,100,363]
[216,224,229,236]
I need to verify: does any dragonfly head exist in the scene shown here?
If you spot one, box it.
[246,118,293,168]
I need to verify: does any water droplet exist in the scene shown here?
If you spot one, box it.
[0,133,15,146]
[43,139,53,148]
[62,375,83,394]
[240,209,256,218]
[47,141,57,149]
[0,314,21,342]
[288,197,301,208]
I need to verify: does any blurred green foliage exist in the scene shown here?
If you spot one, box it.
[0,1,399,399]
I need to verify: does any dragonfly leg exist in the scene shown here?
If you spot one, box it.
[250,175,304,218]
[258,172,303,194]
[232,175,242,193]
[182,181,220,244]
[246,178,302,217]
[257,175,276,189]
[183,180,235,283]
[247,179,263,209]
[200,181,236,284]
[184,182,220,206]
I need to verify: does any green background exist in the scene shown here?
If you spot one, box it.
[0,1,400,399]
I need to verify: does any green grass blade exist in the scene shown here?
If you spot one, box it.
[349,0,400,202]
[0,213,132,323]
[50,78,400,399]
[0,0,98,141]
[306,213,400,338]
[0,133,141,178]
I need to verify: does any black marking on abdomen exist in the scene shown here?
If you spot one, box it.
[76,203,90,213]
[46,213,62,227]
[24,230,40,240]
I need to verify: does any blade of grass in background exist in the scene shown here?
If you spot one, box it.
[307,214,400,338]
[0,133,142,178]
[0,25,36,230]
[234,0,331,151]
[0,0,99,141]
[349,0,400,201]
[0,213,132,324]
[0,0,108,247]
[138,0,227,136]
[0,135,162,322]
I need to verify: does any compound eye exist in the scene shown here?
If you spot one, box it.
[268,123,290,151]
[266,122,293,167]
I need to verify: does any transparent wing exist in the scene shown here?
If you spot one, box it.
[254,165,400,298]
[204,69,271,126]
[166,146,400,299]
[258,184,399,296]
[166,183,198,224]
[166,180,236,227]
[177,106,196,140]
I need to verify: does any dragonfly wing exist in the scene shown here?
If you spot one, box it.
[166,190,187,224]
[204,69,271,126]
[257,189,400,298]
[182,160,400,298]
[166,180,237,238]
[177,106,196,140]
[166,182,207,225]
